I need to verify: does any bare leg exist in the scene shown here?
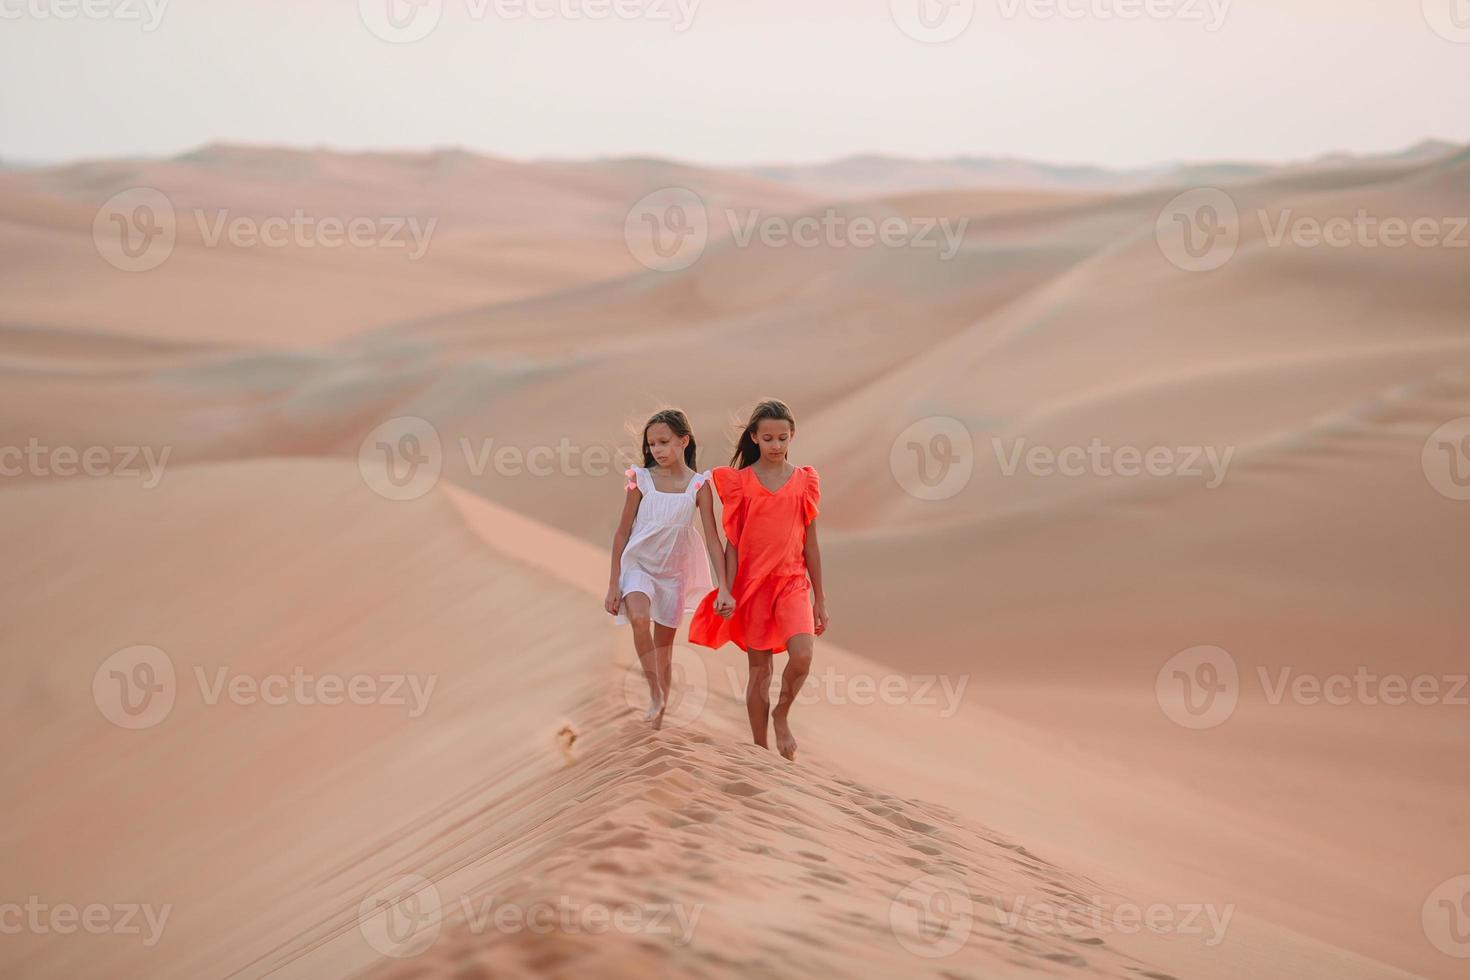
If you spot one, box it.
[745,649,774,749]
[773,634,814,761]
[651,622,677,730]
[621,593,662,724]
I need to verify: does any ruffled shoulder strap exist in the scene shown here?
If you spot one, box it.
[800,465,820,524]
[710,465,742,504]
[709,466,746,546]
[623,465,646,493]
[688,469,713,494]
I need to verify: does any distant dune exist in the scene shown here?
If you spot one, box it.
[737,139,1464,198]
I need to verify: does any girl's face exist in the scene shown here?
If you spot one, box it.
[752,418,794,463]
[645,423,688,469]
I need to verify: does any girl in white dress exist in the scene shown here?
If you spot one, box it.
[605,409,734,728]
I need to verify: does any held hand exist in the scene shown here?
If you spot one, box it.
[813,598,830,636]
[604,585,622,616]
[714,588,736,619]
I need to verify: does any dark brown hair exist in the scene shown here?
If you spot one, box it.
[641,409,698,469]
[730,399,796,469]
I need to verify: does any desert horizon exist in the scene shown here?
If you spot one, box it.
[4,3,1470,978]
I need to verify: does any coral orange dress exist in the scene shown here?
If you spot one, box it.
[689,464,820,655]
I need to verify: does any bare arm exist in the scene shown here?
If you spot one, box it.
[695,483,729,592]
[804,518,828,635]
[724,540,738,589]
[605,484,642,614]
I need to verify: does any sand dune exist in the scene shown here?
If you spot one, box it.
[9,143,820,234]
[0,183,641,346]
[3,141,1468,977]
[0,461,1417,980]
[735,140,1463,199]
[0,144,823,346]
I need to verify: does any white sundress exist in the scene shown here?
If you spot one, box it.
[613,466,715,628]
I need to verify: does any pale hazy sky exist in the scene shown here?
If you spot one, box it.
[2,0,1467,167]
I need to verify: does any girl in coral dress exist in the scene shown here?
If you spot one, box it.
[607,409,734,729]
[690,399,828,760]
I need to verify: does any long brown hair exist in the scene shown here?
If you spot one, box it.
[641,409,698,469]
[730,399,796,469]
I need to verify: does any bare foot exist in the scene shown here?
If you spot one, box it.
[644,698,665,727]
[772,711,797,761]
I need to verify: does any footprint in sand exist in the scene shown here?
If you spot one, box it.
[555,723,579,764]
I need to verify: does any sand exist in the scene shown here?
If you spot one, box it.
[2,142,1467,978]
